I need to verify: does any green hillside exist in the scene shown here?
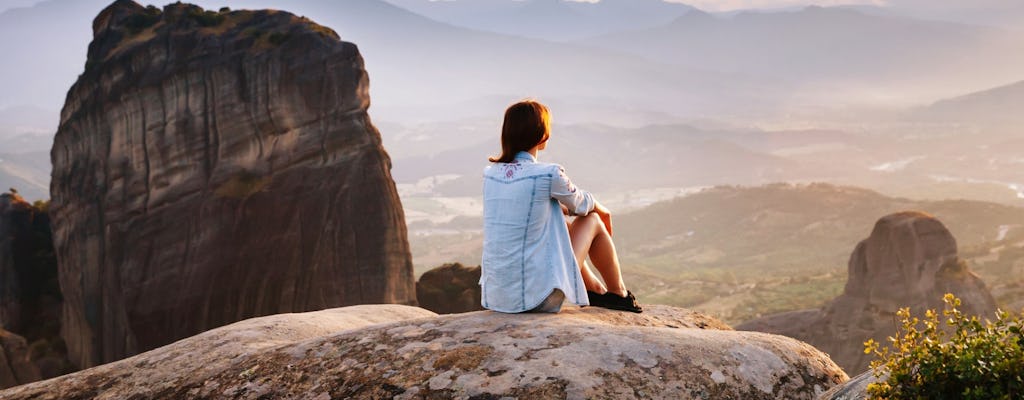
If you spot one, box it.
[410,183,1024,324]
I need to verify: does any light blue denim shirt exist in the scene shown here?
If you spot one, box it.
[480,151,595,313]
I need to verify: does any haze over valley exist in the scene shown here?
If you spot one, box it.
[1,0,1023,324]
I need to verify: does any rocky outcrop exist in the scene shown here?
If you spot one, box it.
[738,211,997,374]
[1,305,436,398]
[0,192,66,384]
[0,192,32,332]
[0,304,847,400]
[416,263,484,314]
[817,371,877,400]
[50,1,415,368]
[0,329,40,389]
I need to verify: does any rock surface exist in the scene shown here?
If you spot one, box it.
[0,329,40,389]
[738,211,997,374]
[1,305,436,399]
[816,371,877,400]
[0,193,32,332]
[50,1,415,369]
[1,304,846,400]
[416,263,484,314]
[0,192,66,384]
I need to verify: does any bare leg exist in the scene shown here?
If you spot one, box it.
[568,218,607,293]
[569,213,628,297]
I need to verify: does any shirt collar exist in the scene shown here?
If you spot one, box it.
[514,151,536,163]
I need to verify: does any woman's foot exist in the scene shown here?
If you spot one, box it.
[588,290,643,313]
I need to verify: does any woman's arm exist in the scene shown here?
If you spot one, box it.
[551,165,595,217]
[592,201,613,236]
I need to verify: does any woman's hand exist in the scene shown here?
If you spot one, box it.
[594,202,613,236]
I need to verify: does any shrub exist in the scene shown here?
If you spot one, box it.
[187,8,225,27]
[864,294,1024,399]
[123,5,162,34]
[268,32,290,45]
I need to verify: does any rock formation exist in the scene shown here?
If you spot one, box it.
[416,263,484,314]
[737,211,997,374]
[0,329,40,389]
[0,304,847,399]
[817,371,876,400]
[0,192,33,333]
[50,1,415,368]
[0,192,66,385]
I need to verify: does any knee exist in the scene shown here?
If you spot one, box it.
[578,213,601,229]
[585,213,609,234]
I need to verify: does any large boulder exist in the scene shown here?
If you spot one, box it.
[50,1,415,368]
[738,211,997,374]
[0,305,436,398]
[416,263,484,314]
[0,329,40,389]
[1,304,847,399]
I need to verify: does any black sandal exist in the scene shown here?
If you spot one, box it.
[588,290,643,313]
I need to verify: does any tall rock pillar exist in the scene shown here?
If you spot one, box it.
[51,0,415,368]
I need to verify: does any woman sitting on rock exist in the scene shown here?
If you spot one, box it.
[481,99,642,314]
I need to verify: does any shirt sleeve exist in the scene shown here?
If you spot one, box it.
[551,165,594,216]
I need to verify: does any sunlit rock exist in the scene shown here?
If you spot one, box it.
[50,0,415,368]
[738,211,997,374]
[1,304,846,399]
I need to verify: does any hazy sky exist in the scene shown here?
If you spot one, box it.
[0,0,891,14]
[668,0,884,11]
[0,0,37,12]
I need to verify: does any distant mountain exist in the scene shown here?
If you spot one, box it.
[922,80,1024,124]
[0,0,107,109]
[407,182,1024,322]
[881,0,1024,29]
[0,151,49,201]
[0,0,41,13]
[616,183,1024,320]
[581,6,1024,104]
[0,105,56,140]
[0,0,772,125]
[383,0,696,41]
[389,122,861,196]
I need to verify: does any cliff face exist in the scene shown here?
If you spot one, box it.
[737,211,997,374]
[50,0,415,368]
[0,192,66,384]
[0,304,847,400]
[0,193,33,333]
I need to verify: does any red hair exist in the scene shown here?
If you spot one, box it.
[489,100,550,163]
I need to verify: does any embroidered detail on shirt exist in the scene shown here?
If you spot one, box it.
[504,161,522,179]
[558,167,577,193]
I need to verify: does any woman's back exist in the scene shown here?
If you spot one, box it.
[479,99,640,313]
[481,152,590,313]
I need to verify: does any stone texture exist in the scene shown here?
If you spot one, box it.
[0,305,435,398]
[738,211,997,375]
[0,193,33,332]
[416,263,484,314]
[50,1,415,369]
[1,304,846,400]
[0,329,40,389]
[816,371,877,400]
[0,192,66,384]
